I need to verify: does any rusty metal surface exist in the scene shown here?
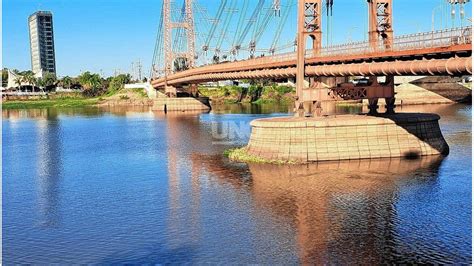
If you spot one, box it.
[151,27,472,89]
[152,56,471,88]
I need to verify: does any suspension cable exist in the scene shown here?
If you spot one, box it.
[270,0,294,54]
[151,1,164,78]
[234,0,265,50]
[215,0,238,54]
[252,3,277,48]
[203,0,228,51]
[231,0,249,51]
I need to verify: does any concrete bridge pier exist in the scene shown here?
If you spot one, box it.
[152,84,211,112]
[243,112,450,163]
[243,74,450,163]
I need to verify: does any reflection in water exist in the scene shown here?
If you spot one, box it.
[165,111,206,250]
[2,104,470,264]
[2,107,104,120]
[2,102,466,120]
[194,154,444,264]
[211,103,292,114]
[212,102,364,115]
[36,109,63,227]
[247,157,443,264]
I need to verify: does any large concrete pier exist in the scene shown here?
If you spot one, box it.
[246,113,449,163]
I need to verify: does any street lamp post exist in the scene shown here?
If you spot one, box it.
[346,26,358,42]
[447,0,471,28]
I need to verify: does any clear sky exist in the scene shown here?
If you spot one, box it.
[3,0,472,78]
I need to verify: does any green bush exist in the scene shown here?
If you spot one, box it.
[275,85,293,95]
[107,74,131,96]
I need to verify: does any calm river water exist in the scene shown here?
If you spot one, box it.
[3,103,472,264]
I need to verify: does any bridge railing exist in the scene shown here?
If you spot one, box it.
[153,27,472,84]
[225,27,472,67]
[309,26,472,58]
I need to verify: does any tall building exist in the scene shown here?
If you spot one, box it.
[28,11,56,76]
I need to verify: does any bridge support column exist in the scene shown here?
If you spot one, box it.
[295,0,323,117]
[189,84,199,97]
[385,97,396,114]
[165,85,177,97]
[368,98,379,115]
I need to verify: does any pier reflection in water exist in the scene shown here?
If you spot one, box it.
[193,154,447,264]
[2,103,471,264]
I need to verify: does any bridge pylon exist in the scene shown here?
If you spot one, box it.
[367,0,395,114]
[368,0,393,50]
[295,0,397,117]
[295,0,323,117]
[163,0,196,97]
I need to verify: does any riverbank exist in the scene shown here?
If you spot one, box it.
[2,88,151,109]
[2,97,100,109]
[200,78,472,106]
[4,81,470,110]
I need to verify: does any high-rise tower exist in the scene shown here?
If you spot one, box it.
[28,11,56,76]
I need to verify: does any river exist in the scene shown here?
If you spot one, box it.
[2,103,472,264]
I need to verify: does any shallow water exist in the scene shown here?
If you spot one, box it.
[2,103,472,264]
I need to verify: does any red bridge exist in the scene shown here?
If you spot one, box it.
[151,0,472,115]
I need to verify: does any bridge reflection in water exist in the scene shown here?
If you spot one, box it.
[193,153,444,264]
[2,104,470,263]
[153,106,454,263]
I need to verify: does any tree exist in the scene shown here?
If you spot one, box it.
[78,71,104,97]
[31,77,39,92]
[41,72,57,91]
[14,76,22,90]
[2,68,8,87]
[43,72,57,87]
[36,77,45,90]
[108,73,131,94]
[61,76,73,89]
[21,71,35,92]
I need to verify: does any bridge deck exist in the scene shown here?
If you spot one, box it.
[152,27,472,88]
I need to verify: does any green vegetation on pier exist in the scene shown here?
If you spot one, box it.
[224,147,296,165]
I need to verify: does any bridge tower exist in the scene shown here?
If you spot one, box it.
[368,0,393,50]
[163,0,196,97]
[367,0,395,114]
[295,0,323,117]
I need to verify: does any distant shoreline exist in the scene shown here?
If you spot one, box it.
[2,88,151,109]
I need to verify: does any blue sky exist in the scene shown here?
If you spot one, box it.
[3,0,472,78]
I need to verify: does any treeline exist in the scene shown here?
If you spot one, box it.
[2,68,145,97]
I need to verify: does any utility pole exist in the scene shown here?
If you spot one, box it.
[137,59,142,82]
[131,62,135,80]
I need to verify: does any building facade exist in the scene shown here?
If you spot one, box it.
[28,11,56,77]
